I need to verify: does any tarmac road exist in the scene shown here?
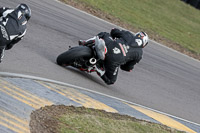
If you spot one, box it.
[0,0,200,125]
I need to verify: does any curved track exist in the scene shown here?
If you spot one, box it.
[0,0,200,124]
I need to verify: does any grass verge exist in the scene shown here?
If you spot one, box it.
[30,105,185,133]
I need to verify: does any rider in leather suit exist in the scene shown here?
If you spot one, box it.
[79,28,149,85]
[0,3,31,63]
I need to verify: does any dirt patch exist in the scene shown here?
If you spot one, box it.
[60,0,200,60]
[30,105,182,133]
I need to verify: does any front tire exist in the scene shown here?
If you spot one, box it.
[56,46,93,66]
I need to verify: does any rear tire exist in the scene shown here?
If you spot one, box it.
[56,46,93,66]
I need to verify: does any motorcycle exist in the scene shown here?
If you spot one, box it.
[56,36,106,75]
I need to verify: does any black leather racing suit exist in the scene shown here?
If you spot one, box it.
[97,28,143,85]
[0,7,27,61]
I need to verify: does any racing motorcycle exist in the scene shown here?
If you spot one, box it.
[56,36,106,75]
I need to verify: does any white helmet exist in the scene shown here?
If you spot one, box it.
[135,31,149,47]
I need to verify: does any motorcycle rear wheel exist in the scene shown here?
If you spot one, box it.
[56,46,93,67]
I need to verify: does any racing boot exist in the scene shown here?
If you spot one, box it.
[79,36,96,46]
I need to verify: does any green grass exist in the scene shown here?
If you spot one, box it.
[58,107,184,133]
[65,0,200,55]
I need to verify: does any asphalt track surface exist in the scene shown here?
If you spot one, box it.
[0,0,200,126]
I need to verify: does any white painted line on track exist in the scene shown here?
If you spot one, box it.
[0,71,200,126]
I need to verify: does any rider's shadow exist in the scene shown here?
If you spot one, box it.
[63,66,108,87]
